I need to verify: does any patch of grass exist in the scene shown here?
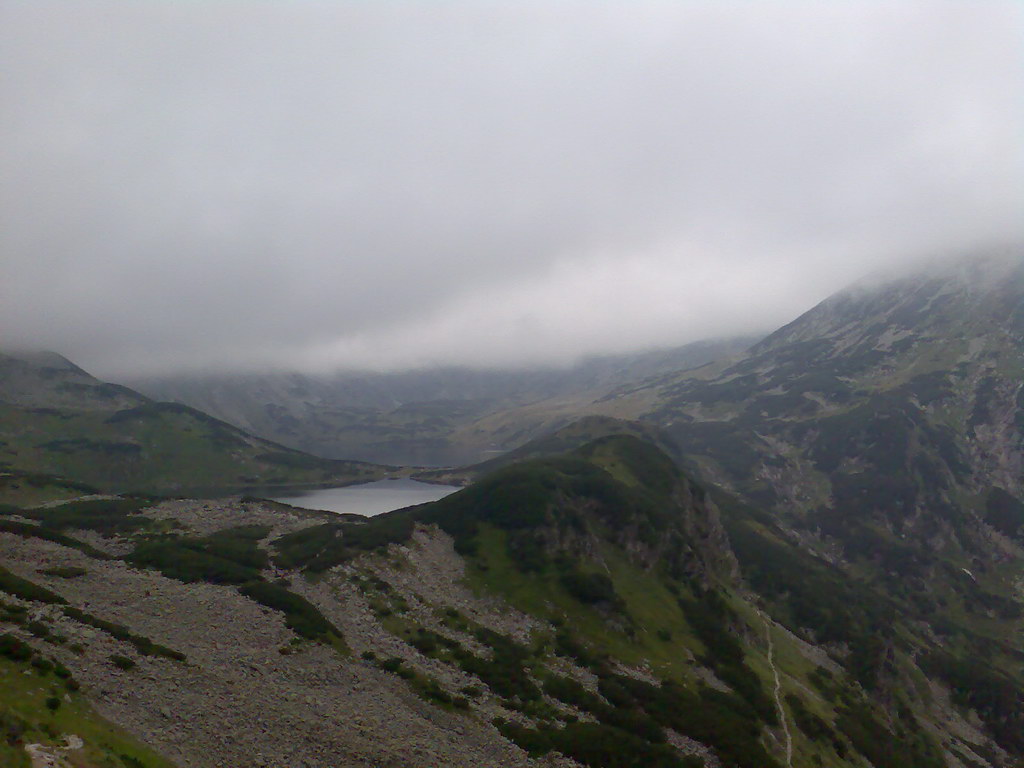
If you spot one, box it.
[0,471,97,507]
[0,654,176,768]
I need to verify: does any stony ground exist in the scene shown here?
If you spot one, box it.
[0,498,587,768]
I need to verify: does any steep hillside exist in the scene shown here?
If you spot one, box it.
[124,337,755,466]
[2,436,1019,767]
[618,253,1023,528]
[414,415,678,486]
[0,351,389,494]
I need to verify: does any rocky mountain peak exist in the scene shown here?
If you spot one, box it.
[752,249,1024,360]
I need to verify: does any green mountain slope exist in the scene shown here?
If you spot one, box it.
[0,351,388,494]
[414,414,677,486]
[269,435,1022,767]
[0,435,1019,766]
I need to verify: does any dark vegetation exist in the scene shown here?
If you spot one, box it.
[984,487,1024,539]
[128,525,342,645]
[784,693,845,754]
[14,498,153,535]
[677,589,776,723]
[130,525,270,584]
[835,702,943,768]
[0,566,66,605]
[38,566,87,578]
[0,470,97,495]
[515,672,782,768]
[62,607,185,661]
[0,633,79,691]
[110,654,137,670]
[922,650,1024,754]
[271,436,689,578]
[718,495,894,689]
[237,581,338,642]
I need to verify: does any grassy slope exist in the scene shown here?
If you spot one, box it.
[0,401,387,494]
[279,436,900,766]
[0,471,99,507]
[0,655,177,768]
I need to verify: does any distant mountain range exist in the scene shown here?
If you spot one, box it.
[124,337,756,466]
[1,251,1022,767]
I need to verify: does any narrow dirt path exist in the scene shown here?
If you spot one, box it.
[761,612,793,768]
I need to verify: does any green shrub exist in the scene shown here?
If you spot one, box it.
[62,607,185,661]
[44,696,61,712]
[0,566,66,604]
[18,498,152,535]
[38,566,88,578]
[109,654,135,670]
[450,627,540,702]
[0,520,112,559]
[836,702,943,768]
[922,650,1024,754]
[497,720,697,768]
[0,710,28,746]
[129,526,268,585]
[0,634,32,662]
[560,569,618,605]
[238,581,340,642]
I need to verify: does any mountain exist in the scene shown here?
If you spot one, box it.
[637,252,1023,499]
[414,414,679,486]
[2,252,1022,767]
[596,253,1024,558]
[124,336,756,466]
[0,351,389,494]
[1,435,1018,767]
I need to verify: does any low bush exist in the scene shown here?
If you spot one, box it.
[38,566,88,578]
[129,526,268,585]
[62,607,185,661]
[237,581,339,642]
[498,720,698,768]
[109,654,136,670]
[0,520,112,559]
[18,498,152,535]
[0,634,33,662]
[0,566,66,605]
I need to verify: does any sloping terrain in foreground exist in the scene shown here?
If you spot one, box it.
[1,435,1020,767]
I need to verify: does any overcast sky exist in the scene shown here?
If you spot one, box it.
[2,1,1022,378]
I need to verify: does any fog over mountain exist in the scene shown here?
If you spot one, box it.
[2,2,1021,377]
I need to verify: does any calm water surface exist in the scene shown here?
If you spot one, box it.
[270,478,459,517]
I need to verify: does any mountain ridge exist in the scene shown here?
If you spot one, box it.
[122,337,757,466]
[0,350,390,495]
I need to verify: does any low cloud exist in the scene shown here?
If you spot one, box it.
[1,1,1021,377]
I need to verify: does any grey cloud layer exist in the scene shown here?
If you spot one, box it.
[2,2,1021,376]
